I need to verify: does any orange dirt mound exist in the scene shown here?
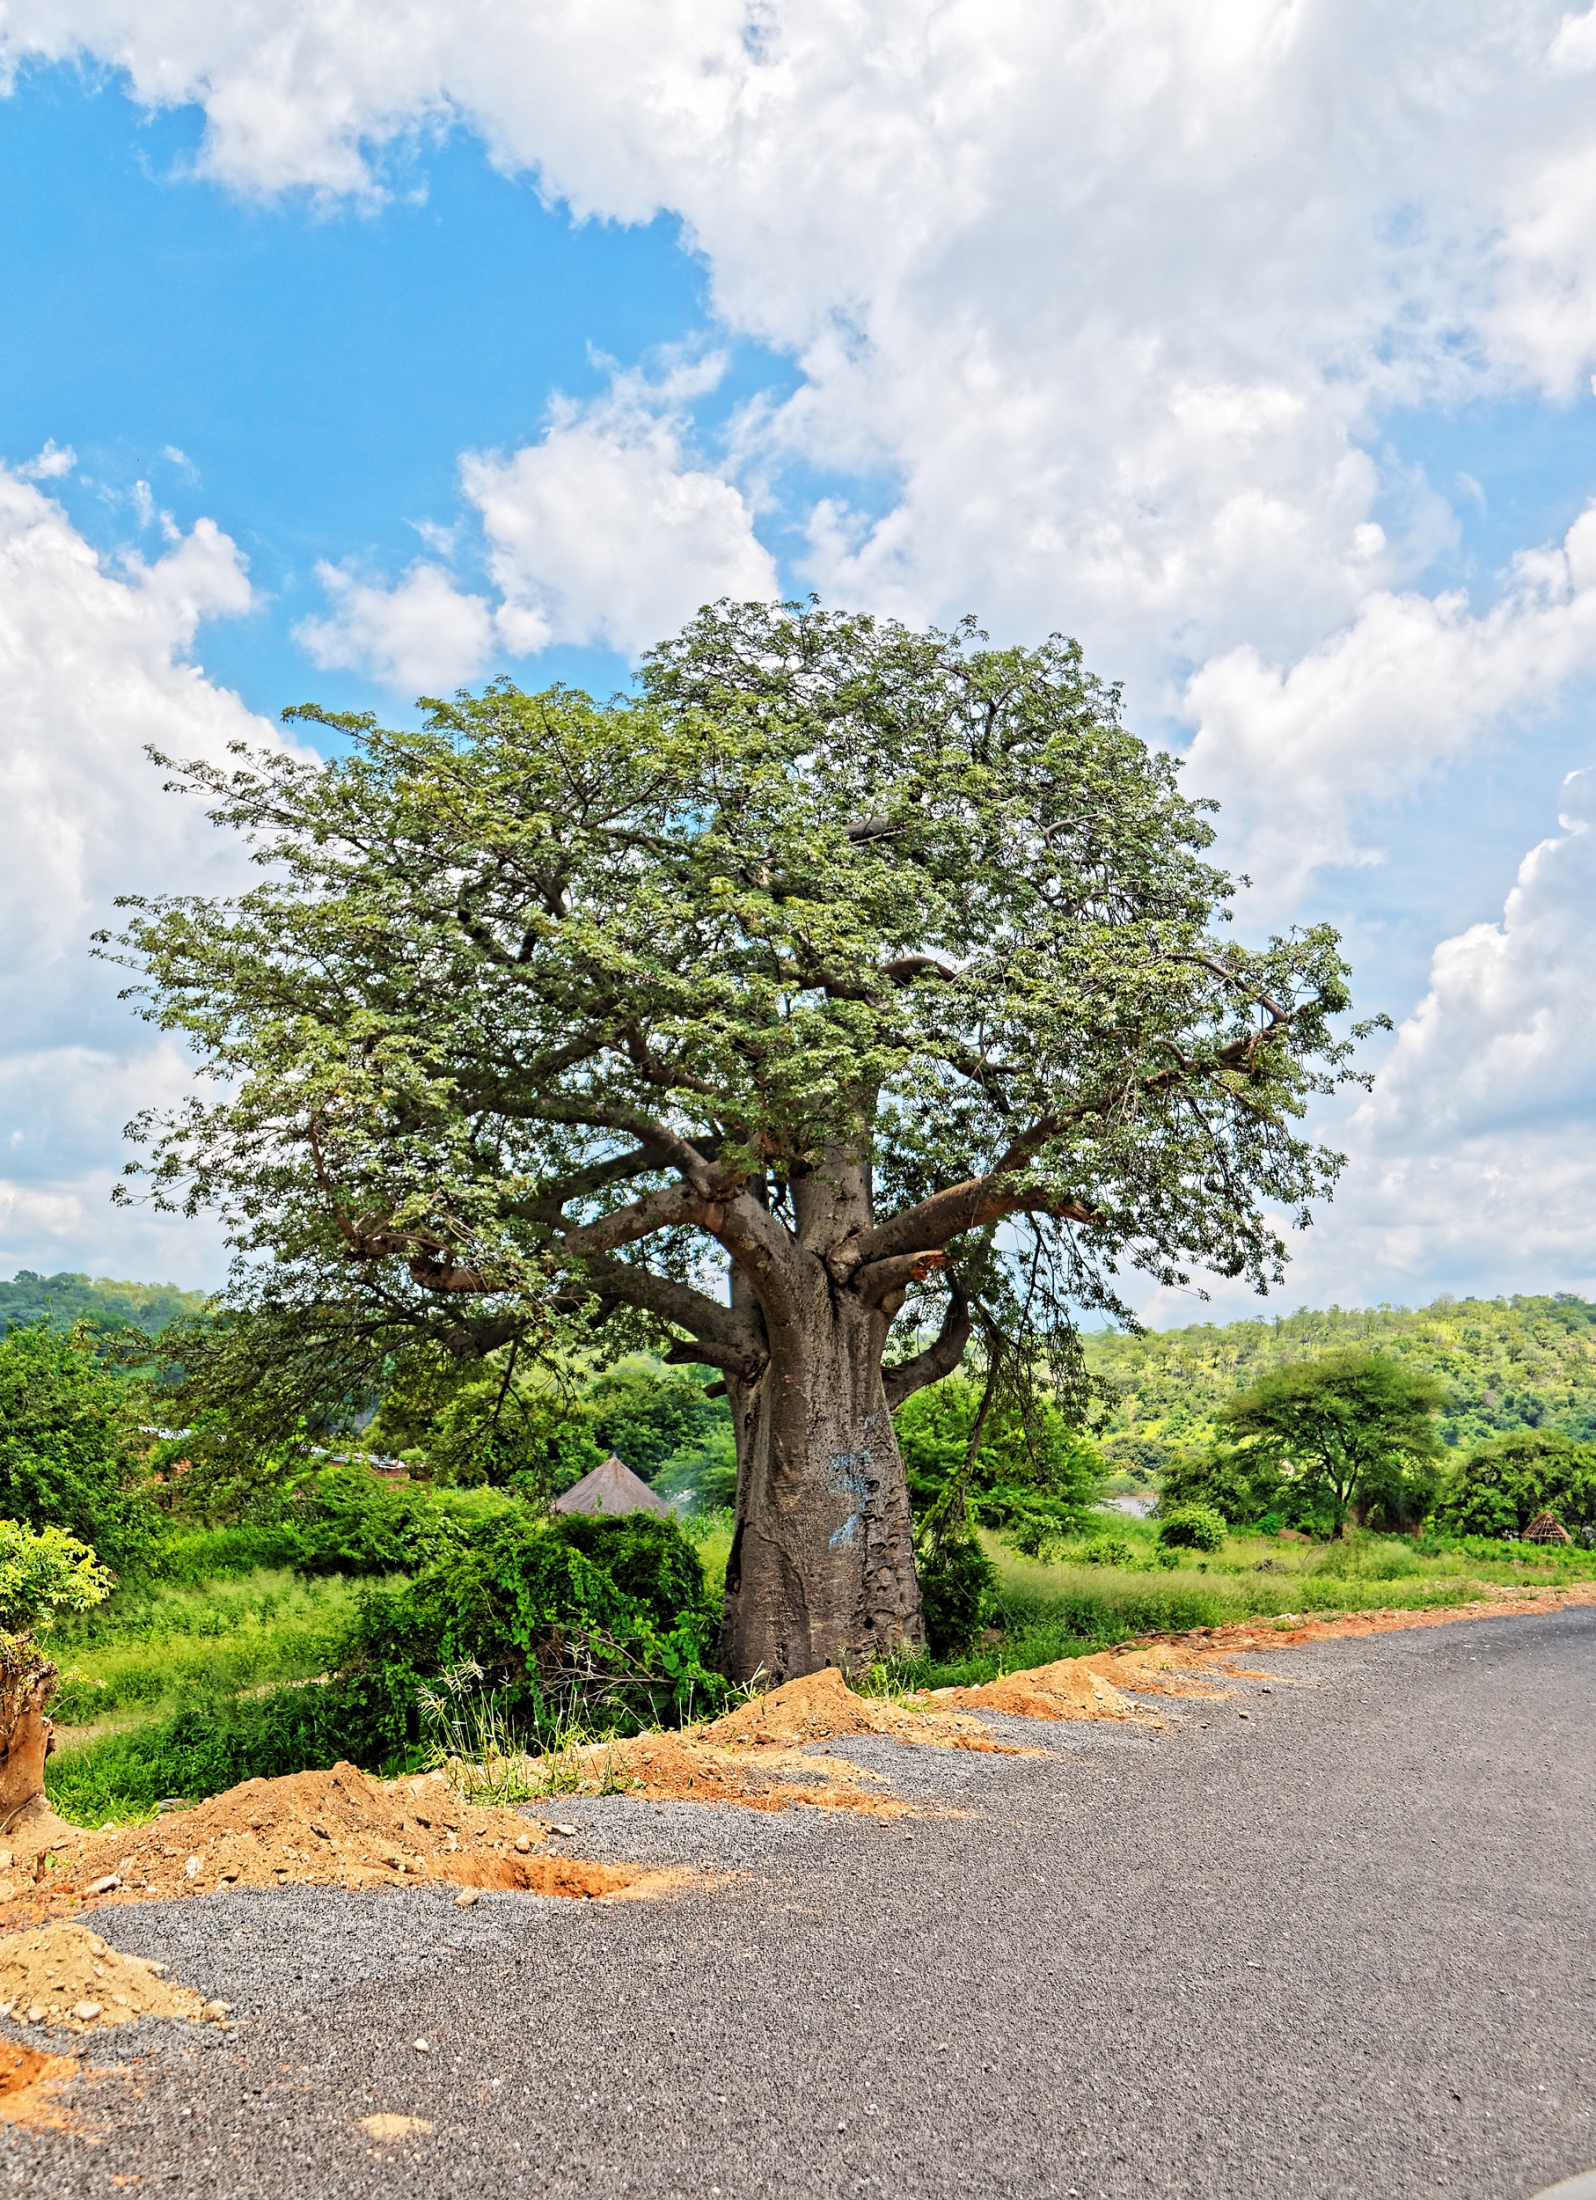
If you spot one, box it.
[556,1727,919,1816]
[537,1667,1035,1815]
[0,1921,213,2032]
[934,1657,1155,1723]
[704,1668,1016,1753]
[48,1764,642,1904]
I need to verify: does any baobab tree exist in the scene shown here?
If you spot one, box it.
[111,602,1366,1682]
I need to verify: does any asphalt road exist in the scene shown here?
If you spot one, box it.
[6,1604,1595,2200]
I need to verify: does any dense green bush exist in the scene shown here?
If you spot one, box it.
[1159,1444,1287,1528]
[138,1524,303,1584]
[47,1509,726,1815]
[1433,1430,1596,1539]
[282,1465,436,1575]
[1157,1503,1226,1553]
[276,1470,526,1577]
[917,1537,998,1657]
[342,1508,726,1751]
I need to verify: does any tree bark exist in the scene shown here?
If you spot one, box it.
[718,1250,924,1685]
[0,1653,57,1835]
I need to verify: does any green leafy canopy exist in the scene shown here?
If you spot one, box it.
[102,600,1373,1423]
[1214,1349,1446,1532]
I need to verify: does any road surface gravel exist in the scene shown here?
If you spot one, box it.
[3,1603,1592,2199]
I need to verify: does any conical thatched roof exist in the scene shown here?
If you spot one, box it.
[1522,1509,1572,1546]
[551,1453,669,1518]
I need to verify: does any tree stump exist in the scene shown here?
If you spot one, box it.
[0,1653,58,1833]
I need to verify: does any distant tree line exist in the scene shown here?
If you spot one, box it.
[1087,1292,1596,1468]
[0,1271,207,1342]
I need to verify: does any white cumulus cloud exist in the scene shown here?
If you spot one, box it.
[296,559,496,695]
[1134,765,1596,1319]
[0,464,300,1284]
[296,362,779,686]
[7,0,1596,694]
[465,366,779,659]
[1183,504,1596,901]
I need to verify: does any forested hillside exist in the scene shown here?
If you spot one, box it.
[1085,1295,1596,1470]
[0,1271,208,1338]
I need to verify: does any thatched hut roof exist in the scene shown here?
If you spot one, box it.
[1522,1509,1572,1546]
[550,1453,669,1519]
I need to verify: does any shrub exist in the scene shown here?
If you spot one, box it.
[917,1538,998,1657]
[1157,1503,1226,1553]
[1078,1537,1134,1567]
[47,1509,726,1813]
[283,1465,435,1576]
[1313,1532,1420,1581]
[326,1507,724,1754]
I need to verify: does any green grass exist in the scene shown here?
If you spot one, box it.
[46,1568,371,1729]
[687,1511,734,1605]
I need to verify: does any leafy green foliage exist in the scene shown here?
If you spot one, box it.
[0,1520,113,1640]
[46,1511,726,1816]
[1157,1443,1287,1528]
[585,1364,725,1481]
[1156,1503,1226,1553]
[0,1323,160,1574]
[366,1347,601,1494]
[108,602,1363,1464]
[1434,1430,1596,1538]
[1088,1293,1596,1455]
[652,1423,739,1515]
[330,1507,723,1754]
[917,1537,998,1657]
[1214,1350,1444,1534]
[46,1678,385,1821]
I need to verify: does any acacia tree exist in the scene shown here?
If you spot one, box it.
[1215,1350,1445,1532]
[110,603,1368,1682]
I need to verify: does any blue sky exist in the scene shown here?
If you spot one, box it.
[5,5,1596,1318]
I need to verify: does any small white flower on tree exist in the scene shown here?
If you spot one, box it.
[107,603,1374,1682]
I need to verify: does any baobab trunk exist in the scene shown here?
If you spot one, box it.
[718,1269,924,1685]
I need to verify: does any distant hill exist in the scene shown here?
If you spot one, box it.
[1084,1294,1596,1473]
[0,1270,209,1339]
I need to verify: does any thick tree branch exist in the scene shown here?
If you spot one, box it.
[882,1285,972,1410]
[555,1183,711,1257]
[578,1255,767,1377]
[850,1248,947,1308]
[841,1176,1097,1271]
[880,954,958,984]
